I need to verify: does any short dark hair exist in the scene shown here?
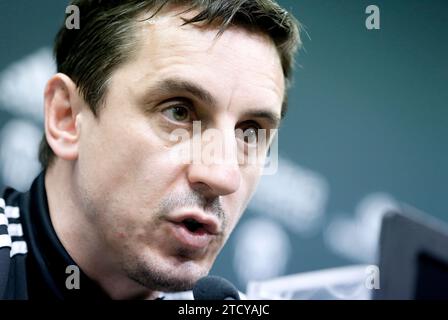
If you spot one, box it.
[39,0,302,168]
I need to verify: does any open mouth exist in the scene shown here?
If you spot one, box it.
[167,212,220,249]
[182,218,206,234]
[169,212,219,235]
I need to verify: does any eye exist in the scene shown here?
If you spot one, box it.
[162,105,192,123]
[236,122,261,145]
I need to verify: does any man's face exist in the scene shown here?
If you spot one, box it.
[74,9,284,292]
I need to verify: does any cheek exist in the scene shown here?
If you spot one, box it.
[80,111,177,186]
[224,170,261,231]
[76,114,182,229]
[241,166,263,201]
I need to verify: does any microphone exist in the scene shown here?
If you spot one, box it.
[193,275,241,300]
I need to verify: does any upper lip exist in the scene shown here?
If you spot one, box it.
[168,211,221,235]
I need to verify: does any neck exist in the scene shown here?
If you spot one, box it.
[44,161,160,300]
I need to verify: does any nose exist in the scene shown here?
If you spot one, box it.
[187,162,241,198]
[186,130,241,198]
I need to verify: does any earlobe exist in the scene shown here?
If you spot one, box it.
[44,73,82,162]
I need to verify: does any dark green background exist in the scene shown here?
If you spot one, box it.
[0,0,447,292]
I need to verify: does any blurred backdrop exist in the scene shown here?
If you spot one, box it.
[0,0,447,293]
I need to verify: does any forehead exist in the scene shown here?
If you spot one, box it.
[111,8,285,117]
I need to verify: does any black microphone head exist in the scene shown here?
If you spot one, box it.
[193,275,240,300]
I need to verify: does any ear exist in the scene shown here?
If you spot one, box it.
[44,73,83,162]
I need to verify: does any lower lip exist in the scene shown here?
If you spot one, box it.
[168,222,214,249]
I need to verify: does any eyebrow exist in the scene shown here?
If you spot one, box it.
[147,77,217,107]
[146,77,282,128]
[242,110,281,129]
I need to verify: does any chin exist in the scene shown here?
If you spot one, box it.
[125,254,210,292]
[162,259,210,290]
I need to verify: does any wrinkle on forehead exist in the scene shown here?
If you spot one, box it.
[144,10,282,77]
[122,8,285,117]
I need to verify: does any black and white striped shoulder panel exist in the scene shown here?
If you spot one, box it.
[0,197,28,257]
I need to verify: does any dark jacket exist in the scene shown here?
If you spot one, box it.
[0,172,109,300]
